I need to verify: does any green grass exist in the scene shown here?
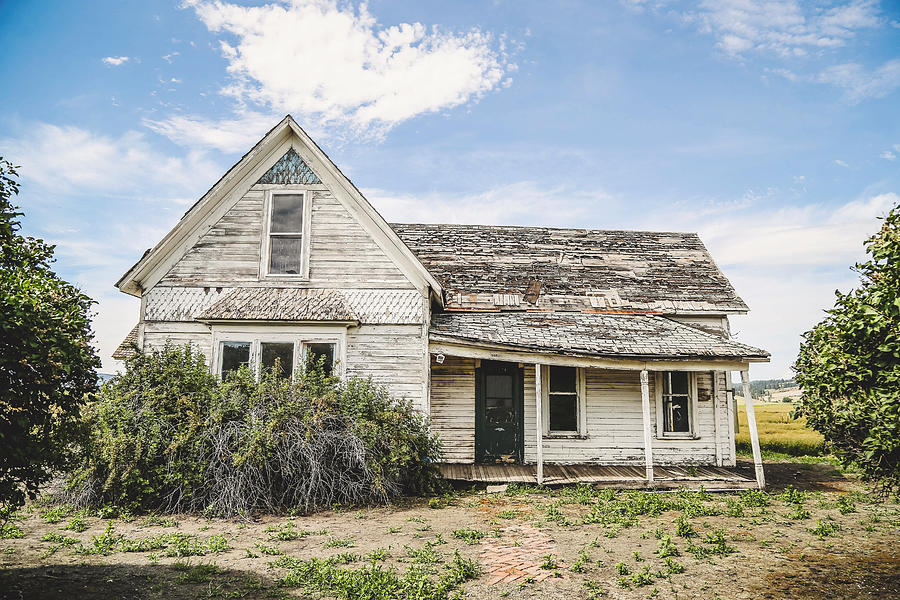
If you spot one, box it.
[736,402,825,457]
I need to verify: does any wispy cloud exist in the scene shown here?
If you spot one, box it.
[817,58,900,103]
[155,0,516,150]
[102,56,131,66]
[686,0,881,58]
[881,149,897,160]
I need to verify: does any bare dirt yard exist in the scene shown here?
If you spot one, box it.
[2,460,898,600]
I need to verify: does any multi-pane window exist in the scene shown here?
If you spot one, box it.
[220,341,252,379]
[661,371,691,433]
[548,366,579,432]
[268,193,304,275]
[304,342,336,376]
[217,338,339,380]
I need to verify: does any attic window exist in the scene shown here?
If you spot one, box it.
[265,192,309,277]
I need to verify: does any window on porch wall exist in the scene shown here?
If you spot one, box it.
[661,371,691,434]
[548,366,579,433]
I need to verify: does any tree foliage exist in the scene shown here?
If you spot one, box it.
[68,344,442,516]
[794,202,900,494]
[0,157,100,515]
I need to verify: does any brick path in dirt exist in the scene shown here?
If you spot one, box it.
[481,525,566,585]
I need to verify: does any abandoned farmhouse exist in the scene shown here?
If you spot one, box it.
[114,116,769,489]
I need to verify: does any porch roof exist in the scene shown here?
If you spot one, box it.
[197,288,357,322]
[429,311,769,362]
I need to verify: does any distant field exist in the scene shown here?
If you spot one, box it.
[736,402,825,457]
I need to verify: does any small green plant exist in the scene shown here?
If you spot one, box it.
[810,518,841,538]
[388,526,402,534]
[675,515,695,538]
[141,515,178,528]
[583,580,605,599]
[407,542,442,565]
[451,528,485,545]
[656,535,679,558]
[63,515,88,532]
[323,536,355,548]
[540,554,559,570]
[0,520,24,539]
[366,547,390,561]
[545,503,571,526]
[39,505,71,524]
[836,496,856,514]
[497,509,518,519]
[571,549,590,573]
[254,542,283,556]
[615,561,630,575]
[332,552,360,564]
[630,565,654,587]
[40,532,79,557]
[664,557,685,574]
[704,529,736,555]
[80,521,122,555]
[739,489,771,507]
[788,505,811,520]
[176,563,220,584]
[632,550,643,562]
[778,486,809,506]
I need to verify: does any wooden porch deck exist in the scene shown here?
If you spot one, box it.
[439,463,757,490]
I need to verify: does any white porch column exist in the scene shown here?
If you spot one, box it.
[535,363,544,485]
[740,369,766,489]
[640,369,654,483]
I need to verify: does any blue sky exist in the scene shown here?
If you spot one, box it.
[1,0,898,377]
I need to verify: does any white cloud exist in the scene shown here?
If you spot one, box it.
[817,58,900,102]
[0,123,221,203]
[881,149,897,160]
[834,158,850,167]
[144,110,283,154]
[162,51,180,63]
[158,0,514,149]
[102,56,131,66]
[686,0,881,58]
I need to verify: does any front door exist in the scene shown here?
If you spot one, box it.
[475,360,524,463]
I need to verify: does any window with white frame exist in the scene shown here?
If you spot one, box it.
[215,336,340,380]
[543,366,585,434]
[657,371,696,436]
[266,192,306,276]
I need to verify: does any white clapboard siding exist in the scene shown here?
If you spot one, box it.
[142,322,213,363]
[428,362,731,466]
[160,187,414,289]
[344,324,427,412]
[430,356,476,463]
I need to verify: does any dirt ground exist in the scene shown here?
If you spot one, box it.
[1,460,898,600]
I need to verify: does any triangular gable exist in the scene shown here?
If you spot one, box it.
[256,147,321,185]
[116,115,443,301]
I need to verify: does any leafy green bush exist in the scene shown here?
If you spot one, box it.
[794,202,900,494]
[0,158,100,519]
[67,344,442,515]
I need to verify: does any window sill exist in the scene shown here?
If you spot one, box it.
[543,433,588,440]
[655,434,700,441]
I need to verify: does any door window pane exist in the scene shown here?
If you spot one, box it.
[305,342,336,376]
[261,342,294,378]
[486,374,513,399]
[221,342,251,379]
[270,194,304,233]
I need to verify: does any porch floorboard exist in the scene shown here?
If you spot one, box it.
[439,463,756,490]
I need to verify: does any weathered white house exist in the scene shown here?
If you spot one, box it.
[115,116,769,489]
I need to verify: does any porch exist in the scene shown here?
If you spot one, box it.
[439,463,757,490]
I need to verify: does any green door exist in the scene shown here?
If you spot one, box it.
[475,360,524,464]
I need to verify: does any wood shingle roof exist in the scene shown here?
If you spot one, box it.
[391,223,747,313]
[430,312,768,361]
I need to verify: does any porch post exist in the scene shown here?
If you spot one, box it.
[535,363,544,485]
[740,369,766,489]
[640,370,654,483]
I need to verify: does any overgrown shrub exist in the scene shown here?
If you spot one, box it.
[67,344,442,515]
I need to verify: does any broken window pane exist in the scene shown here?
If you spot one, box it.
[548,366,578,432]
[662,371,691,433]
